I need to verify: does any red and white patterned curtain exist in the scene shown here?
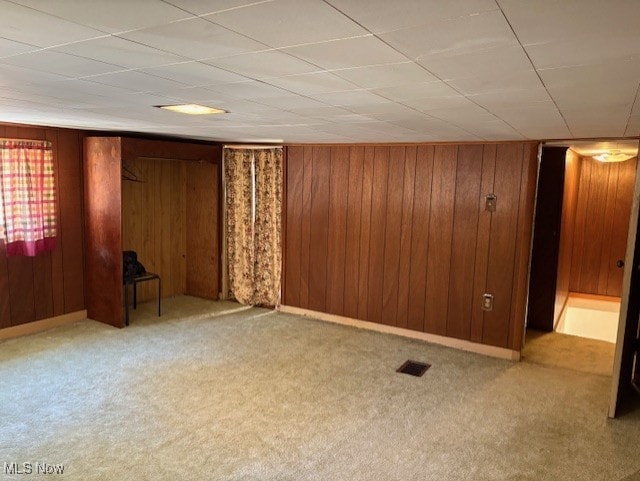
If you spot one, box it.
[0,140,57,257]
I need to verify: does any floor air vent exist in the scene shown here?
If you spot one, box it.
[396,360,431,377]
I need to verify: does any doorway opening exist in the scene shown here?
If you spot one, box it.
[524,140,638,375]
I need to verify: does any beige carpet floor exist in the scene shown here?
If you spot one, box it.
[522,329,616,376]
[1,296,639,481]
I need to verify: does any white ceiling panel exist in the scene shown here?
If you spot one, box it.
[373,82,460,102]
[120,17,268,61]
[164,0,274,16]
[204,79,289,100]
[0,50,125,78]
[9,0,193,34]
[380,11,517,61]
[418,45,532,82]
[205,0,366,48]
[332,62,437,89]
[140,61,249,86]
[54,36,186,69]
[0,0,638,143]
[309,89,390,107]
[0,37,40,58]
[265,71,357,95]
[204,50,318,79]
[325,0,498,34]
[284,35,407,70]
[446,69,543,96]
[84,71,186,92]
[0,1,106,47]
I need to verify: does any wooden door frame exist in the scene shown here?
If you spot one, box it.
[609,140,640,417]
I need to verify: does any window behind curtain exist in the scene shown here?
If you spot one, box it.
[0,139,57,257]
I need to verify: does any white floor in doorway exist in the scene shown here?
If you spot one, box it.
[555,294,620,343]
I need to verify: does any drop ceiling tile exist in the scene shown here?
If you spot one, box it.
[141,62,248,86]
[205,80,289,99]
[446,69,542,95]
[468,88,552,111]
[164,0,273,16]
[380,11,517,61]
[1,51,125,78]
[373,81,459,102]
[625,115,640,136]
[498,0,640,47]
[401,95,480,113]
[325,0,498,34]
[84,70,186,92]
[309,90,389,107]
[0,1,106,47]
[417,45,531,81]
[343,102,417,116]
[284,36,407,71]
[332,62,437,89]
[265,71,357,95]
[203,50,319,79]
[463,120,524,140]
[0,63,69,86]
[120,17,268,60]
[0,37,40,58]
[9,0,193,34]
[253,95,326,110]
[54,36,186,68]
[204,0,367,48]
[284,105,353,120]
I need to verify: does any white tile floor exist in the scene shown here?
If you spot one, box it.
[555,294,621,343]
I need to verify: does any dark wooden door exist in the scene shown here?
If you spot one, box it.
[526,147,567,331]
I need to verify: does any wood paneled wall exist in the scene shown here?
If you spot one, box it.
[0,123,85,329]
[569,156,637,297]
[121,158,219,302]
[122,158,187,302]
[284,143,538,350]
[554,149,582,324]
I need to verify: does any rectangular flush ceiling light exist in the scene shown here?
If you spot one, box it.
[156,104,226,115]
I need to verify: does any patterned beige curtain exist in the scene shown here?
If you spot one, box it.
[224,147,282,306]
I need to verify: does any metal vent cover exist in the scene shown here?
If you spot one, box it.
[396,360,431,377]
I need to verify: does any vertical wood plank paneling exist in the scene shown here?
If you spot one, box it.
[470,145,496,343]
[367,147,390,324]
[155,160,172,297]
[58,130,85,313]
[598,162,620,294]
[569,159,591,291]
[343,146,363,319]
[281,141,542,352]
[0,125,10,328]
[509,143,539,350]
[579,159,609,293]
[84,137,123,328]
[5,126,39,325]
[186,161,219,300]
[554,149,581,324]
[424,145,457,335]
[381,146,405,326]
[607,158,637,296]
[396,146,417,329]
[171,161,187,295]
[483,143,523,348]
[325,147,349,315]
[308,146,330,312]
[447,144,483,340]
[407,145,434,332]
[46,128,65,317]
[284,147,303,306]
[357,147,374,320]
[299,147,313,308]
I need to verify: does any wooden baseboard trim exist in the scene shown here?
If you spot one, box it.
[278,305,520,361]
[0,310,87,342]
[568,292,622,303]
